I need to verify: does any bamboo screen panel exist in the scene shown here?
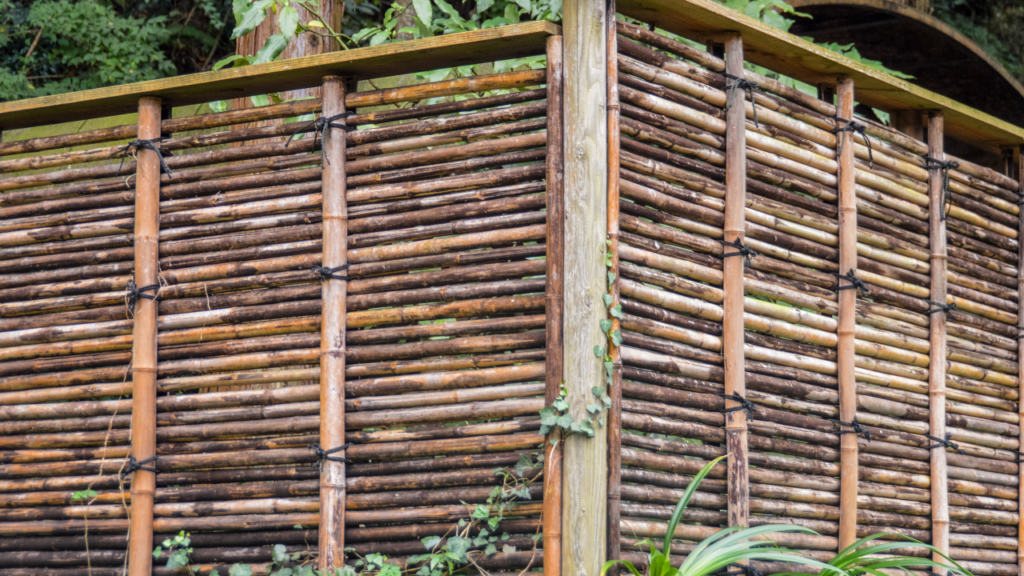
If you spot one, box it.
[611,17,1022,575]
[0,64,554,575]
[0,117,144,573]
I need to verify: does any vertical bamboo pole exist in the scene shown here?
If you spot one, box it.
[836,77,859,551]
[1015,145,1024,576]
[127,96,161,576]
[605,0,622,564]
[543,34,565,576]
[722,32,749,530]
[562,0,609,572]
[927,111,950,568]
[319,75,348,573]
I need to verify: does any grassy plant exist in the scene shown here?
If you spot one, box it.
[775,533,973,576]
[601,455,844,576]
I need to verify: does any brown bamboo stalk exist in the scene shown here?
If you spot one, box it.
[1016,144,1024,573]
[543,33,565,576]
[127,95,161,576]
[607,9,624,567]
[722,33,749,530]
[318,75,347,574]
[928,112,950,568]
[836,77,858,551]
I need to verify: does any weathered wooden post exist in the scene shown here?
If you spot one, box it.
[318,75,350,573]
[562,0,609,573]
[127,95,162,576]
[835,77,859,550]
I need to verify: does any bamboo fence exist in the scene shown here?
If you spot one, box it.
[1,7,1024,576]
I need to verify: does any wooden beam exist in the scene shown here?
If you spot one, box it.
[722,32,749,531]
[127,96,162,576]
[616,0,1024,153]
[561,0,608,573]
[0,22,559,131]
[927,111,950,570]
[606,0,623,565]
[543,33,565,576]
[318,75,349,574]
[836,77,859,551]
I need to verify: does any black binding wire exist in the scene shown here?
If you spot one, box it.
[723,73,760,128]
[831,118,873,168]
[312,263,350,282]
[720,393,757,417]
[288,111,357,167]
[925,432,966,455]
[125,279,159,311]
[926,299,957,315]
[1016,326,1024,340]
[832,418,872,442]
[831,269,869,296]
[715,238,759,267]
[111,138,173,177]
[119,455,159,482]
[309,442,351,471]
[925,157,960,221]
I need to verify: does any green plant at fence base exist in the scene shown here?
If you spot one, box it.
[774,533,973,576]
[153,531,196,574]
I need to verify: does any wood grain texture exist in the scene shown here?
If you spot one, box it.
[927,111,950,568]
[0,22,559,130]
[722,33,749,531]
[836,77,858,551]
[616,0,1023,152]
[1016,144,1024,575]
[561,0,608,574]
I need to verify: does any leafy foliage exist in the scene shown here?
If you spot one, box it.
[773,533,973,576]
[933,0,1024,84]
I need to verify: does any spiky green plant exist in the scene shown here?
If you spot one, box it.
[775,533,973,576]
[601,455,845,576]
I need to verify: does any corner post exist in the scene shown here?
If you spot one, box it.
[927,111,950,568]
[836,77,859,550]
[127,95,162,576]
[543,33,565,576]
[319,75,349,573]
[1015,145,1024,576]
[562,0,609,572]
[722,32,749,529]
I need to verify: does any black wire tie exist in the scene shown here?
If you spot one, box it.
[723,73,760,128]
[833,418,872,442]
[288,111,357,167]
[125,279,159,310]
[120,455,159,481]
[925,157,959,221]
[716,238,759,268]
[309,442,352,471]
[312,264,350,282]
[832,269,869,296]
[926,300,957,315]
[925,432,966,455]
[831,119,873,168]
[111,138,173,177]
[720,393,757,417]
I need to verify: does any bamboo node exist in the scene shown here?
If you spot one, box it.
[925,432,966,455]
[119,454,158,481]
[309,442,351,471]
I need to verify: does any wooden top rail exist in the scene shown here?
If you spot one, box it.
[0,21,559,131]
[619,0,1024,153]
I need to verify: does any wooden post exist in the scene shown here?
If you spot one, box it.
[722,32,749,530]
[606,0,623,564]
[127,96,162,576]
[1015,145,1024,576]
[562,0,609,572]
[927,111,950,569]
[319,75,349,573]
[836,77,859,551]
[543,34,565,576]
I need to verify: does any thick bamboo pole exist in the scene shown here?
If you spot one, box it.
[928,111,950,569]
[318,75,349,573]
[1016,145,1024,576]
[127,96,162,576]
[836,77,859,551]
[562,0,609,573]
[607,0,623,566]
[722,33,750,530]
[544,34,565,576]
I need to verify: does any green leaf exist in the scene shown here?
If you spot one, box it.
[610,330,623,347]
[539,406,558,426]
[271,544,288,564]
[412,0,433,27]
[231,0,274,39]
[212,54,247,71]
[166,549,190,570]
[515,453,533,476]
[152,547,162,559]
[607,271,616,285]
[592,386,605,397]
[253,33,288,64]
[209,100,230,113]
[211,571,220,576]
[603,293,614,307]
[609,304,623,319]
[446,536,470,562]
[593,345,606,358]
[472,504,491,520]
[663,455,726,556]
[228,564,253,576]
[477,0,495,11]
[278,6,300,39]
[421,536,441,550]
[599,319,613,333]
[485,543,497,555]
